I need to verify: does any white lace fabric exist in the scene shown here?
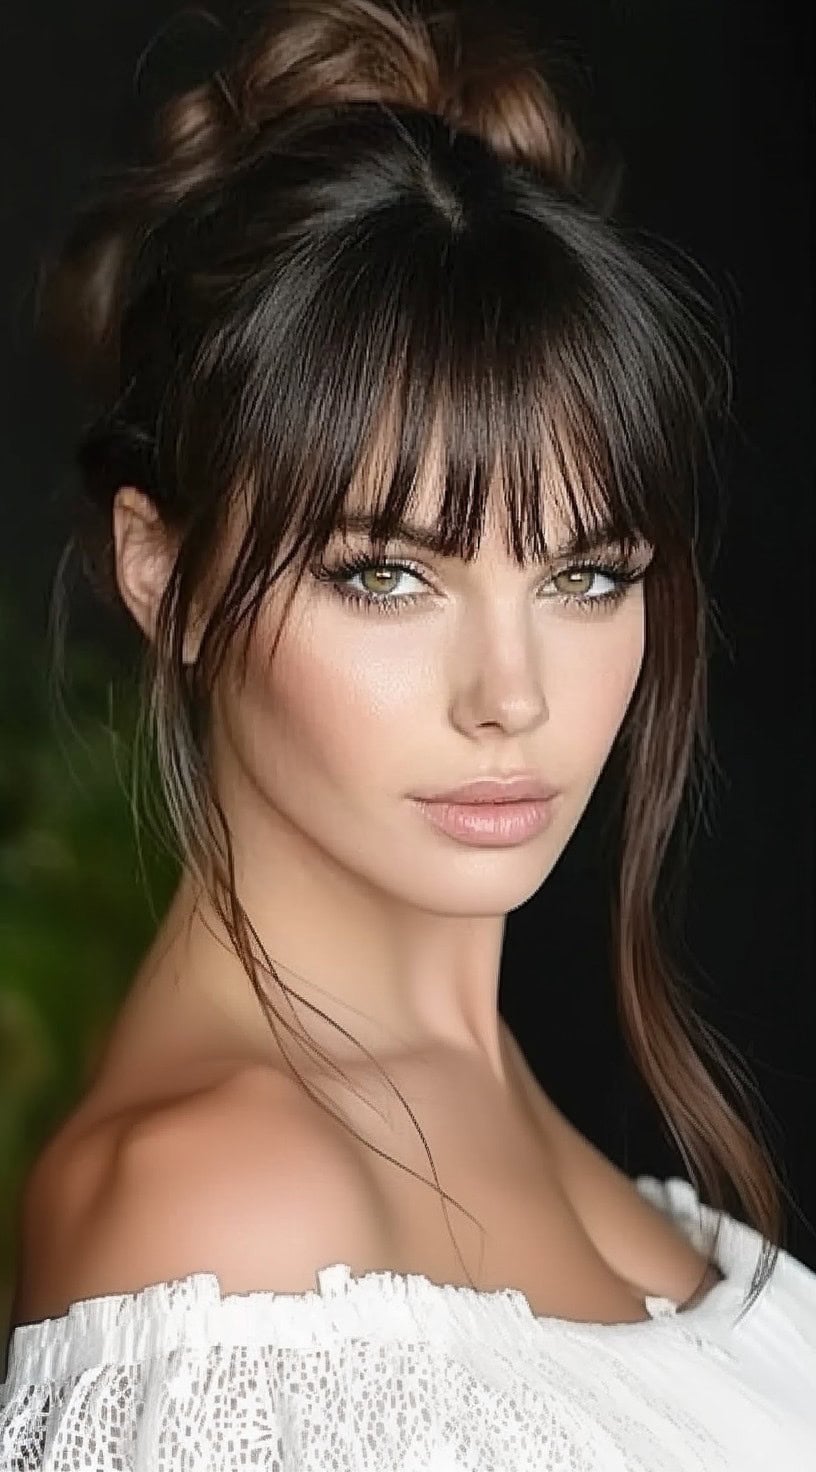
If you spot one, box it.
[1,1176,815,1470]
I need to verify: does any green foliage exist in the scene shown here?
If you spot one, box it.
[0,602,178,1319]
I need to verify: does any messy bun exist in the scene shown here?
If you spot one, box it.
[40,0,598,386]
[183,0,588,175]
[42,0,784,1318]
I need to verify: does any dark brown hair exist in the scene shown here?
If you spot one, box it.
[41,0,787,1320]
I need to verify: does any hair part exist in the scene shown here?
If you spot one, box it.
[41,0,789,1321]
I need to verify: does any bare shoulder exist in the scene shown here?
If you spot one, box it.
[9,1065,391,1330]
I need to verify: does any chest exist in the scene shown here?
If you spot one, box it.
[330,1055,710,1325]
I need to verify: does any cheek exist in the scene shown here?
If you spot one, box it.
[283,645,415,771]
[553,604,645,760]
[233,599,428,799]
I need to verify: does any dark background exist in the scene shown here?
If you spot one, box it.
[1,0,813,1308]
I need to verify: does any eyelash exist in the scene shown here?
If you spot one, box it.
[313,551,649,618]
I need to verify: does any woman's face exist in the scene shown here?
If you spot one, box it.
[208,479,652,920]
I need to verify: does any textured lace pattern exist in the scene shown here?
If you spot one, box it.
[2,1176,815,1470]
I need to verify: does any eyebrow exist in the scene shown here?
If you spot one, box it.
[333,511,643,559]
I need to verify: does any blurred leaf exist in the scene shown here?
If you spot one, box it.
[0,601,178,1313]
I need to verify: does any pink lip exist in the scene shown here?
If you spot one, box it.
[412,796,558,846]
[412,775,561,804]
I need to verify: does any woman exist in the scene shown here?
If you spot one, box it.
[1,0,814,1466]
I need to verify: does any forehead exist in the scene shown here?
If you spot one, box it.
[336,432,615,560]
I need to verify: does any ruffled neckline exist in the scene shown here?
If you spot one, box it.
[3,1175,756,1389]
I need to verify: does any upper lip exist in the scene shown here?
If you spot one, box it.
[413,774,561,804]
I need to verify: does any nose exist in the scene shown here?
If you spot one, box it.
[449,610,547,737]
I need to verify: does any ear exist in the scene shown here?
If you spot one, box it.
[112,487,199,663]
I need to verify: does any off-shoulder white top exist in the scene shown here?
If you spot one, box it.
[1,1175,814,1470]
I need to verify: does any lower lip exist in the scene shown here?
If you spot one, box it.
[412,797,558,846]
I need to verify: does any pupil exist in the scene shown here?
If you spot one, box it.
[365,568,394,592]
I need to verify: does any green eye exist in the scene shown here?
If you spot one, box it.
[313,552,649,618]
